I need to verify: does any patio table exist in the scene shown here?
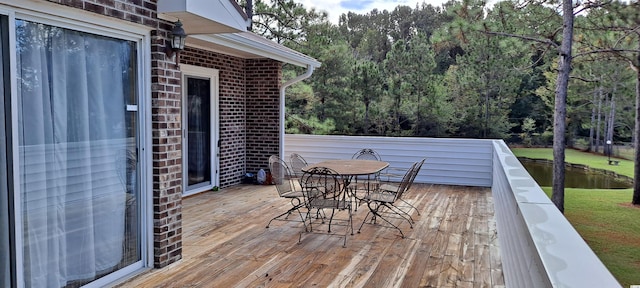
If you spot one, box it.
[302,159,389,202]
[301,159,389,177]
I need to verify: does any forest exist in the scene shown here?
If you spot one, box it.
[240,0,639,150]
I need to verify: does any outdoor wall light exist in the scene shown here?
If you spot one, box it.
[166,20,187,68]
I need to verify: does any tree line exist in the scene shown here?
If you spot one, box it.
[243,0,636,140]
[239,0,640,209]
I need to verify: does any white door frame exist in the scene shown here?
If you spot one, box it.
[181,64,220,196]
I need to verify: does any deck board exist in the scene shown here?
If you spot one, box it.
[117,184,502,287]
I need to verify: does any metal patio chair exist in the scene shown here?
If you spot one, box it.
[378,158,426,216]
[350,148,383,210]
[266,155,308,230]
[357,160,420,238]
[300,166,353,247]
[399,158,425,215]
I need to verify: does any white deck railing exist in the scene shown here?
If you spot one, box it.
[285,134,494,187]
[285,134,621,288]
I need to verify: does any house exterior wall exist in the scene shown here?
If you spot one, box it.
[181,47,247,188]
[180,50,282,185]
[151,34,185,269]
[246,59,282,174]
[43,0,282,271]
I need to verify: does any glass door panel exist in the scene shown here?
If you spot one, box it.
[16,19,141,287]
[186,77,212,189]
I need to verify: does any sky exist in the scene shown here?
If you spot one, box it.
[296,0,450,23]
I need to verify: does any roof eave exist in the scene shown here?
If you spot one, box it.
[191,33,321,68]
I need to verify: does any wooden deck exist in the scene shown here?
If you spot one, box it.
[117,183,504,287]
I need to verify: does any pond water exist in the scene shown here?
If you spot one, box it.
[520,160,632,189]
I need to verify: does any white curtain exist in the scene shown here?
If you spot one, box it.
[17,20,129,287]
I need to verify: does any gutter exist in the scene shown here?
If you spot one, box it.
[279,64,316,159]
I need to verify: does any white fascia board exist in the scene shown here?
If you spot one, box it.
[158,0,247,34]
[192,33,321,68]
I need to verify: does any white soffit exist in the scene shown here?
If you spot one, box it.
[158,0,248,34]
[189,32,321,68]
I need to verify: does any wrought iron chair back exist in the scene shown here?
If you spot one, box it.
[269,155,294,196]
[405,158,425,192]
[350,148,382,209]
[266,155,307,229]
[300,166,353,247]
[393,162,417,202]
[351,148,381,161]
[289,153,309,179]
[394,157,426,216]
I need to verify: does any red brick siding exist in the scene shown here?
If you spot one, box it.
[46,0,183,268]
[246,59,282,173]
[180,49,282,185]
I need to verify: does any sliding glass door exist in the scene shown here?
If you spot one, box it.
[15,19,142,287]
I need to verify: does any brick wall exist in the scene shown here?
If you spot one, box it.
[246,59,282,173]
[181,47,248,187]
[180,50,282,185]
[150,35,183,269]
[46,0,184,268]
[44,0,284,272]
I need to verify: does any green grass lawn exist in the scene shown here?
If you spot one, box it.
[511,147,640,287]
